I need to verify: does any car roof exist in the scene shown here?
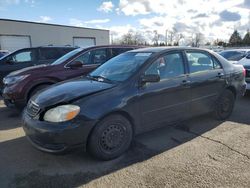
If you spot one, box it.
[11,45,142,53]
[130,46,211,53]
[220,49,250,52]
[13,46,76,51]
[39,46,76,49]
[77,45,142,50]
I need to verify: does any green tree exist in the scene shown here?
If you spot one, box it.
[242,30,250,46]
[229,30,242,46]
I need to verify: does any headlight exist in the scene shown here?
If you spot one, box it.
[3,75,29,85]
[44,105,80,123]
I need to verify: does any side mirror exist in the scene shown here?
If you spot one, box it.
[246,54,250,59]
[140,74,160,84]
[68,61,82,68]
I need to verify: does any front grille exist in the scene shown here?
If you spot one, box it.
[26,100,40,118]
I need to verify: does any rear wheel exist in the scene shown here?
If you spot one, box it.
[214,90,235,120]
[88,114,133,160]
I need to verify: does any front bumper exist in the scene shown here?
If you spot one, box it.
[22,110,95,153]
[2,85,26,108]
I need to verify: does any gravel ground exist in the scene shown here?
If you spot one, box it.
[0,95,249,188]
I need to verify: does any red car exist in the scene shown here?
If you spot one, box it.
[2,45,140,108]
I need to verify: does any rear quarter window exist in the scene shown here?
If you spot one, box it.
[39,48,62,60]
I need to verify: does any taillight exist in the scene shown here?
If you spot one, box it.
[243,68,246,77]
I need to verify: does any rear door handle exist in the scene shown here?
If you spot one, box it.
[216,72,224,78]
[181,80,191,86]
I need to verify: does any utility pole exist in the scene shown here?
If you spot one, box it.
[165,30,168,46]
[110,32,114,44]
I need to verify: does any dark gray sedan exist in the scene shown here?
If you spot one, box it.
[23,47,246,160]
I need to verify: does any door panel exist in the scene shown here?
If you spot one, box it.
[189,70,226,115]
[139,76,190,129]
[185,51,226,116]
[138,52,191,130]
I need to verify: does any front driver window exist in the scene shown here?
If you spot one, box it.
[74,49,107,65]
[74,51,90,65]
[92,49,107,64]
[145,53,185,80]
[10,50,34,63]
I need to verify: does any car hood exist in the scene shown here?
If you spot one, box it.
[7,64,51,77]
[32,78,115,108]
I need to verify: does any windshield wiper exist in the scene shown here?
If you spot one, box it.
[87,75,113,83]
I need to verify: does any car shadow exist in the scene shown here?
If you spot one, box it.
[0,105,22,131]
[229,94,250,125]
[0,116,221,188]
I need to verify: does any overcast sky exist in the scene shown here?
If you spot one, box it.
[0,0,249,43]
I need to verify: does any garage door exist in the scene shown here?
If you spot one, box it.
[73,37,95,48]
[0,35,31,52]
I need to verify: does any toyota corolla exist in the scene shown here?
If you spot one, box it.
[22,47,246,160]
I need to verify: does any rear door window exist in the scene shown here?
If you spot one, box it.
[186,51,222,73]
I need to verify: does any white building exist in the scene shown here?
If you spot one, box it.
[0,19,109,52]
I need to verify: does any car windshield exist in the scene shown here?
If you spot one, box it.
[89,52,152,82]
[219,51,246,61]
[51,48,82,65]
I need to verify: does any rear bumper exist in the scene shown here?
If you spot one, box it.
[246,82,250,90]
[239,83,247,96]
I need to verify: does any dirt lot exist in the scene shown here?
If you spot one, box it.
[0,95,249,188]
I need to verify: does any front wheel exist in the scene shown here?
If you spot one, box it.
[213,90,235,120]
[87,114,133,160]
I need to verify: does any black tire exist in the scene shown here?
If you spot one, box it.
[214,90,235,120]
[28,84,50,101]
[88,114,133,160]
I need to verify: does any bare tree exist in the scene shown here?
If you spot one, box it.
[192,32,204,47]
[152,30,160,46]
[133,32,145,45]
[119,30,145,45]
[121,30,134,45]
